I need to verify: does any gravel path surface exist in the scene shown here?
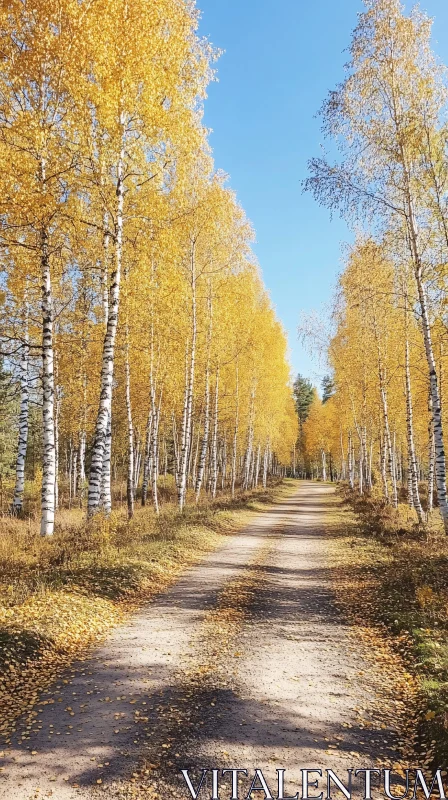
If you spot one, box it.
[0,483,403,800]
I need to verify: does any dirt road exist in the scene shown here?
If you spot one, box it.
[0,483,404,800]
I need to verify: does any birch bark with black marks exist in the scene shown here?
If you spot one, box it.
[77,429,86,506]
[134,429,142,491]
[40,212,56,536]
[192,412,202,492]
[151,391,162,515]
[404,327,424,522]
[88,126,125,516]
[142,322,158,506]
[195,383,209,501]
[262,442,270,489]
[125,324,134,519]
[321,449,327,482]
[176,344,189,492]
[428,392,435,518]
[380,430,389,502]
[243,384,255,490]
[195,292,212,502]
[68,440,73,507]
[100,411,112,514]
[399,143,448,531]
[187,416,195,489]
[149,326,162,514]
[417,275,448,530]
[210,368,220,499]
[178,240,197,510]
[54,354,62,510]
[12,297,29,515]
[254,443,261,488]
[247,448,255,489]
[358,438,364,496]
[231,365,239,497]
[100,211,111,512]
[378,363,397,507]
[348,430,354,490]
[72,448,78,500]
[221,436,227,491]
[141,408,153,507]
[172,412,179,481]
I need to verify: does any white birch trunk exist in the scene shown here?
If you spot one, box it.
[379,374,397,507]
[382,387,397,506]
[192,412,202,491]
[100,411,112,514]
[407,469,414,508]
[404,333,424,522]
[195,371,210,501]
[72,448,78,500]
[221,437,226,491]
[141,408,153,507]
[88,135,125,516]
[172,413,179,482]
[380,431,389,502]
[348,430,354,490]
[54,373,61,511]
[210,368,219,499]
[151,392,162,515]
[178,241,197,510]
[427,391,435,518]
[102,209,110,324]
[149,335,162,515]
[12,300,29,514]
[231,366,239,497]
[321,450,327,482]
[428,430,435,518]
[77,430,86,506]
[125,330,134,520]
[254,443,261,488]
[134,431,142,491]
[195,294,212,502]
[187,415,195,489]
[177,343,189,492]
[243,385,255,490]
[247,448,254,489]
[262,442,270,489]
[402,169,448,531]
[358,438,364,496]
[40,216,56,536]
[418,278,448,531]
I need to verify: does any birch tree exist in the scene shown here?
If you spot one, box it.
[306,0,448,531]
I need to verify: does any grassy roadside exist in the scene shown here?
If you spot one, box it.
[329,486,448,769]
[0,480,295,744]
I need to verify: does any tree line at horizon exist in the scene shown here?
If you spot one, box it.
[0,0,297,536]
[300,0,448,532]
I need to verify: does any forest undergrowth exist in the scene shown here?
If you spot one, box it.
[0,478,290,744]
[332,483,448,770]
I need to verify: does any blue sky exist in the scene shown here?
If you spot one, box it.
[197,0,448,386]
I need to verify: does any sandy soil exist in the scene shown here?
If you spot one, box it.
[0,483,404,800]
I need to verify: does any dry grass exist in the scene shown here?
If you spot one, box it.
[331,485,448,768]
[0,479,293,741]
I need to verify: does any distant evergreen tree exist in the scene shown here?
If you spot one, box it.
[293,375,315,425]
[322,375,335,404]
[293,375,315,478]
